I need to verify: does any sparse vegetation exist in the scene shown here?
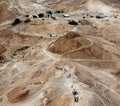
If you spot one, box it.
[68,20,78,25]
[12,18,21,26]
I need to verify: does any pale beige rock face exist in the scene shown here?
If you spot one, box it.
[0,0,120,106]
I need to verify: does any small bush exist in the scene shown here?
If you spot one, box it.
[12,18,21,26]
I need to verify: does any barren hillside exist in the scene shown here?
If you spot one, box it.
[0,0,120,106]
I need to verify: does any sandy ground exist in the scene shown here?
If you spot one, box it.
[0,0,120,106]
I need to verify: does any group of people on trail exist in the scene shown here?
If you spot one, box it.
[72,89,79,102]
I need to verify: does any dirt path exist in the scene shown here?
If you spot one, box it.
[62,38,94,56]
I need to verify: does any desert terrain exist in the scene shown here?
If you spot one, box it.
[0,0,120,106]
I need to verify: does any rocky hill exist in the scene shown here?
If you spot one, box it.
[0,0,120,106]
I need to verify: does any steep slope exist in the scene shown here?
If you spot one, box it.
[44,0,120,13]
[0,0,20,23]
[102,0,120,9]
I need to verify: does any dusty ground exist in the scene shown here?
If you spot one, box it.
[0,0,120,106]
